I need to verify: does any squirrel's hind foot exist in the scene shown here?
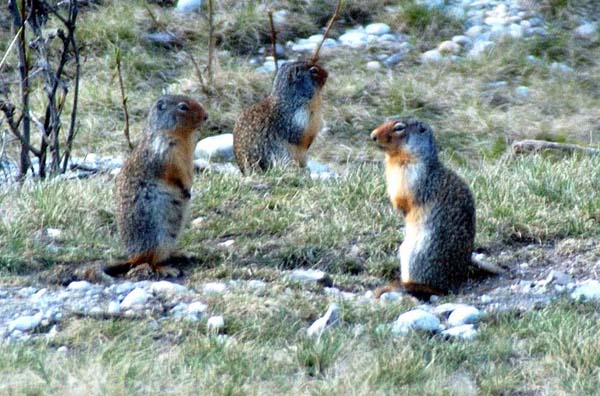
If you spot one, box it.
[124,263,181,281]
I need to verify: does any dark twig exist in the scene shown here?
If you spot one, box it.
[267,9,278,78]
[114,48,132,151]
[511,139,600,156]
[207,0,215,85]
[311,0,342,64]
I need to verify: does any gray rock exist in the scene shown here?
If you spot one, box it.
[8,312,42,332]
[107,301,120,315]
[379,291,403,302]
[258,58,288,74]
[339,30,369,48]
[120,288,151,310]
[392,309,441,335]
[365,23,391,36]
[441,324,477,340]
[468,40,494,58]
[207,315,225,333]
[203,282,228,294]
[143,32,182,47]
[466,25,485,38]
[571,280,600,302]
[514,85,530,99]
[377,34,397,43]
[447,306,482,327]
[188,301,208,316]
[150,281,188,298]
[285,269,332,286]
[433,303,471,316]
[420,49,444,63]
[307,303,340,337]
[574,23,597,39]
[194,134,234,163]
[383,52,406,67]
[546,270,573,286]
[366,60,382,71]
[452,35,473,46]
[175,0,202,13]
[438,40,460,54]
[67,281,92,292]
[550,62,573,75]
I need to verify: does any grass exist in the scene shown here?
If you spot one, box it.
[2,0,600,394]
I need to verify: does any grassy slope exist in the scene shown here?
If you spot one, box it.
[1,0,600,394]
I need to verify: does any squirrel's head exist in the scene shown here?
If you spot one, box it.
[271,61,328,101]
[148,95,208,136]
[370,118,438,164]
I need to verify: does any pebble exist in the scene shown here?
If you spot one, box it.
[441,324,477,340]
[188,301,208,316]
[120,288,151,310]
[46,228,63,240]
[366,61,382,71]
[438,40,461,54]
[392,309,441,336]
[420,49,444,63]
[175,0,202,13]
[194,134,234,163]
[339,30,369,48]
[285,269,332,286]
[203,282,228,294]
[67,281,93,292]
[514,85,530,99]
[550,62,573,75]
[383,52,406,67]
[207,315,225,333]
[150,281,188,298]
[571,280,600,302]
[9,312,43,332]
[365,23,391,36]
[307,303,340,337]
[378,291,403,303]
[468,40,495,58]
[447,306,482,327]
[574,23,596,39]
[545,270,573,286]
[107,301,121,315]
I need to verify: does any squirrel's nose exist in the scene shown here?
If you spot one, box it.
[203,113,208,122]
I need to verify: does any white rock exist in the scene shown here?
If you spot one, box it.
[188,301,208,315]
[546,270,573,286]
[550,62,573,74]
[175,0,202,13]
[438,40,460,54]
[339,31,369,48]
[67,281,92,292]
[17,287,37,297]
[258,59,288,74]
[433,303,471,316]
[203,282,228,294]
[392,309,441,335]
[218,239,235,248]
[442,324,477,340]
[291,40,318,52]
[247,280,266,289]
[57,346,69,354]
[365,23,391,36]
[574,23,597,39]
[307,303,340,337]
[120,288,151,309]
[107,301,121,315]
[272,10,288,26]
[285,269,330,284]
[447,306,482,327]
[466,25,484,38]
[514,86,531,99]
[30,288,48,302]
[485,16,508,26]
[420,49,443,63]
[366,61,382,71]
[9,312,43,332]
[194,134,234,163]
[46,228,63,240]
[207,315,225,333]
[452,35,472,46]
[571,280,600,301]
[377,34,397,42]
[468,40,495,58]
[150,281,188,298]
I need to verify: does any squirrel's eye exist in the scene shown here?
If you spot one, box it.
[309,66,319,74]
[177,103,189,112]
[393,122,406,132]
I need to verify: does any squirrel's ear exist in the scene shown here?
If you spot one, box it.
[156,99,166,111]
[418,123,428,134]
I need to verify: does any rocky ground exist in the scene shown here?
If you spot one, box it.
[1,0,599,348]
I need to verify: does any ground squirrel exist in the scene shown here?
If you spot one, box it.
[110,95,207,277]
[371,117,492,297]
[233,60,328,173]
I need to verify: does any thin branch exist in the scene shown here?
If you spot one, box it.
[0,26,23,72]
[61,0,80,172]
[267,9,278,79]
[0,103,42,156]
[186,51,211,96]
[511,139,600,156]
[311,0,342,64]
[114,48,132,150]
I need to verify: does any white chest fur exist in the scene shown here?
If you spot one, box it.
[293,106,310,132]
[150,134,170,156]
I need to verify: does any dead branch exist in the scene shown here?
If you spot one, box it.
[511,139,600,156]
[0,102,41,156]
[311,0,342,64]
[0,27,22,72]
[114,48,133,151]
[267,9,278,78]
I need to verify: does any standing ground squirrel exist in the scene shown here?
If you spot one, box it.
[371,118,482,297]
[111,95,207,277]
[233,60,328,173]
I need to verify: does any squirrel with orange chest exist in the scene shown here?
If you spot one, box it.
[233,60,328,174]
[108,95,208,278]
[370,117,503,298]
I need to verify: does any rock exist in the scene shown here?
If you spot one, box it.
[574,23,597,39]
[433,303,471,316]
[442,324,477,340]
[218,239,235,248]
[447,306,482,327]
[383,52,406,67]
[485,16,508,26]
[188,301,208,316]
[306,160,332,179]
[365,23,391,36]
[550,62,573,75]
[107,301,121,315]
[67,281,92,292]
[452,35,472,46]
[203,282,228,294]
[421,49,443,63]
[194,134,234,163]
[339,30,369,48]
[17,287,37,297]
[546,270,573,286]
[571,280,600,302]
[247,280,266,289]
[466,25,484,38]
[307,303,340,337]
[291,40,318,53]
[143,32,182,47]
[175,0,202,13]
[392,309,441,335]
[366,61,382,71]
[57,346,69,354]
[379,291,403,302]
[438,40,460,54]
[514,86,530,99]
[377,34,397,43]
[207,315,225,333]
[46,228,63,240]
[258,58,288,74]
[9,312,43,332]
[272,10,288,26]
[120,288,151,310]
[150,281,188,298]
[285,269,332,287]
[468,40,494,58]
